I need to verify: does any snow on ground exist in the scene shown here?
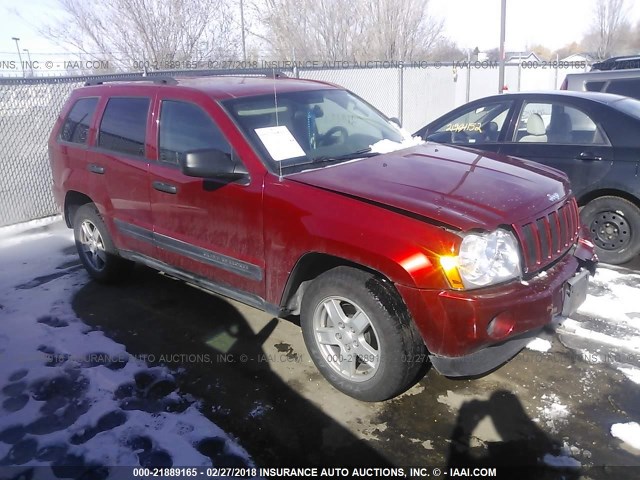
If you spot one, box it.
[0,220,257,477]
[533,394,570,434]
[554,263,640,460]
[611,423,640,450]
[526,338,552,353]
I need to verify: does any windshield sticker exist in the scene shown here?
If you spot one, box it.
[445,122,483,133]
[255,126,306,161]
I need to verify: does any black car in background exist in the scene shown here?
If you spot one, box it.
[415,91,640,265]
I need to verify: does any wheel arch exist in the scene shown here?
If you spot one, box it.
[577,189,640,209]
[280,252,396,315]
[64,191,94,227]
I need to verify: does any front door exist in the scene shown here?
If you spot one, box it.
[148,97,265,299]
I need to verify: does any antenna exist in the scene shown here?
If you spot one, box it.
[272,67,282,182]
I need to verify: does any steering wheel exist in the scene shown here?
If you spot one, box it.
[319,126,348,146]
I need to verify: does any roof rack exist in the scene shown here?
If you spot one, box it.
[83,69,288,87]
[591,55,640,71]
[84,76,177,86]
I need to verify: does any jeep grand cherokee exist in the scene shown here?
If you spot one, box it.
[48,74,596,401]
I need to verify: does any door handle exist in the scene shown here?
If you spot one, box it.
[577,152,602,161]
[152,181,177,194]
[87,163,105,174]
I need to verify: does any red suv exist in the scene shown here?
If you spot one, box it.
[48,75,596,401]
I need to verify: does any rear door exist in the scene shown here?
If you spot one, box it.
[147,94,265,299]
[92,94,155,257]
[498,98,613,198]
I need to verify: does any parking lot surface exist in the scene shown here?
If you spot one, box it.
[0,219,639,479]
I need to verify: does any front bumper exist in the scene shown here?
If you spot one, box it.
[397,247,595,376]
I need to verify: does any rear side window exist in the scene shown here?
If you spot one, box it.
[158,100,235,165]
[98,97,150,157]
[60,97,98,144]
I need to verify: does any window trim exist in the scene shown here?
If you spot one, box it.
[96,95,152,158]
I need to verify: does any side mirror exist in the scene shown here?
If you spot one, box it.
[389,117,402,128]
[180,149,247,180]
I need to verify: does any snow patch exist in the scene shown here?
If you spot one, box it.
[616,364,640,385]
[369,134,424,154]
[0,220,256,472]
[611,422,640,450]
[526,338,552,353]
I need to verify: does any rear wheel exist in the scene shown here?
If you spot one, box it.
[580,196,640,265]
[73,203,133,282]
[300,266,427,401]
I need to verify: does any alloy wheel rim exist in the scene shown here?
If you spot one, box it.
[79,220,107,271]
[312,296,380,382]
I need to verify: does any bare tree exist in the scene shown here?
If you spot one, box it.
[583,0,631,60]
[39,0,240,71]
[253,0,444,61]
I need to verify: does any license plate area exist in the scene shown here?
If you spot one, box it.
[561,269,589,317]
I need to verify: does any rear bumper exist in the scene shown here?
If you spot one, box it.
[397,249,591,365]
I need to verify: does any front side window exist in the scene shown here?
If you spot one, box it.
[222,89,411,173]
[98,97,150,156]
[426,101,513,145]
[158,100,236,165]
[60,97,98,144]
[515,102,606,145]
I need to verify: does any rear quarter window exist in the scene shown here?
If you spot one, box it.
[98,97,150,157]
[60,97,99,144]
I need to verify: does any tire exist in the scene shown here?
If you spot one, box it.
[73,203,133,283]
[300,266,427,402]
[580,196,640,265]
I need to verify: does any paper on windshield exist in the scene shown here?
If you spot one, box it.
[255,126,305,161]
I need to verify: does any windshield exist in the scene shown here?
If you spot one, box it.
[613,97,640,120]
[222,89,421,173]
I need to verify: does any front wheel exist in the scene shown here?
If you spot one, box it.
[580,196,640,265]
[73,203,133,283]
[300,267,427,401]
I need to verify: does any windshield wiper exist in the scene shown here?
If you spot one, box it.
[311,147,378,164]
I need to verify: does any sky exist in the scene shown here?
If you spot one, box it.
[430,0,640,52]
[0,0,639,61]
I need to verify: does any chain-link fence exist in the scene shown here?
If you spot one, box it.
[0,63,588,227]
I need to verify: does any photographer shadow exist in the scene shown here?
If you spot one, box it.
[446,390,580,479]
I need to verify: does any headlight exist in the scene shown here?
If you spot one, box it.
[440,229,522,289]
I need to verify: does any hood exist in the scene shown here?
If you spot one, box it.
[288,143,571,231]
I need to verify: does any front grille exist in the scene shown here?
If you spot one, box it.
[513,198,579,274]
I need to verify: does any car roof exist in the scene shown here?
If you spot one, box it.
[76,75,341,100]
[477,90,633,106]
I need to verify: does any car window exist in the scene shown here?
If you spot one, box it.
[60,97,99,144]
[514,102,606,145]
[605,78,640,99]
[158,100,237,166]
[427,101,512,144]
[98,97,150,157]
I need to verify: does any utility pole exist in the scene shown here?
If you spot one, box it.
[240,0,247,62]
[498,0,506,93]
[11,37,25,77]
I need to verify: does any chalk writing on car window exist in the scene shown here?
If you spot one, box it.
[444,122,483,133]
